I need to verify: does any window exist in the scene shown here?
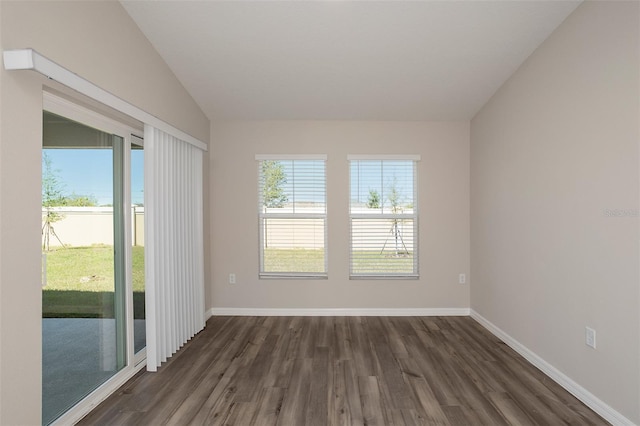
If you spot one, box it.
[349,155,419,278]
[257,155,327,278]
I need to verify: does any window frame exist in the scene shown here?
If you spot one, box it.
[348,155,420,279]
[257,154,328,279]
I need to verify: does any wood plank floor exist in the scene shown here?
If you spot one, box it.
[79,316,607,425]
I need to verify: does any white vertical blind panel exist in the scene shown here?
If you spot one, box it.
[145,125,205,372]
[144,127,158,370]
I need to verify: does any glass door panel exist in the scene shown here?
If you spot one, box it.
[131,142,146,354]
[42,111,126,425]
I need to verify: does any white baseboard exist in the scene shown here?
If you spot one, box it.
[208,307,470,317]
[205,307,215,320]
[470,309,635,426]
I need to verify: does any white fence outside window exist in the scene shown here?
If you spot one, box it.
[42,206,145,247]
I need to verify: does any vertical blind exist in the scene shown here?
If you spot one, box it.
[349,156,419,278]
[257,155,327,278]
[145,125,205,371]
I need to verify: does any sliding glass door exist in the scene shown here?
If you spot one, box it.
[42,98,144,424]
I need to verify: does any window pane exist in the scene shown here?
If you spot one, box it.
[258,158,326,277]
[262,218,326,273]
[131,145,146,354]
[42,112,125,425]
[351,218,415,274]
[260,160,326,214]
[349,159,418,277]
[350,160,415,214]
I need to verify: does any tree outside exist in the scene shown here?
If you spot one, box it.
[261,160,288,208]
[261,160,288,249]
[63,194,98,207]
[42,153,67,251]
[386,177,409,256]
[367,188,381,209]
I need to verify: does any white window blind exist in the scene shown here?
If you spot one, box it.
[349,156,419,279]
[257,155,327,278]
[145,125,205,371]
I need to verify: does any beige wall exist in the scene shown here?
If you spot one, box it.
[470,2,640,423]
[0,1,209,424]
[3,1,208,144]
[210,121,470,310]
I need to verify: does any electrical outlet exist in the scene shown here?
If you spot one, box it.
[459,273,466,284]
[585,327,596,349]
[229,273,236,285]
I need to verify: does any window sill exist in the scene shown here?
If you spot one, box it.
[259,273,328,280]
[349,274,419,280]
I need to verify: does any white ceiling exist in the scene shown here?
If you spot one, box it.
[121,1,580,121]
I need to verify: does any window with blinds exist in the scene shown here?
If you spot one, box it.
[257,155,327,278]
[349,156,419,279]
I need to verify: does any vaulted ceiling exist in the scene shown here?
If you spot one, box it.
[121,1,580,121]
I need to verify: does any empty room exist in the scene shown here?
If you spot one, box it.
[0,1,638,425]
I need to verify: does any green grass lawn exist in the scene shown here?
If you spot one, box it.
[44,245,144,292]
[351,250,414,274]
[263,248,414,274]
[43,245,145,318]
[264,248,325,273]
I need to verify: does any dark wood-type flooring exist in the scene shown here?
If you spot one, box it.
[79,316,607,425]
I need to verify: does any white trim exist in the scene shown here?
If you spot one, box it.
[3,49,206,151]
[3,48,33,69]
[209,307,470,317]
[256,154,327,160]
[51,359,146,426]
[259,273,328,279]
[350,213,417,220]
[349,275,419,280]
[205,307,215,320]
[259,213,326,220]
[123,132,135,376]
[470,310,635,426]
[347,154,421,161]
[44,92,143,139]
